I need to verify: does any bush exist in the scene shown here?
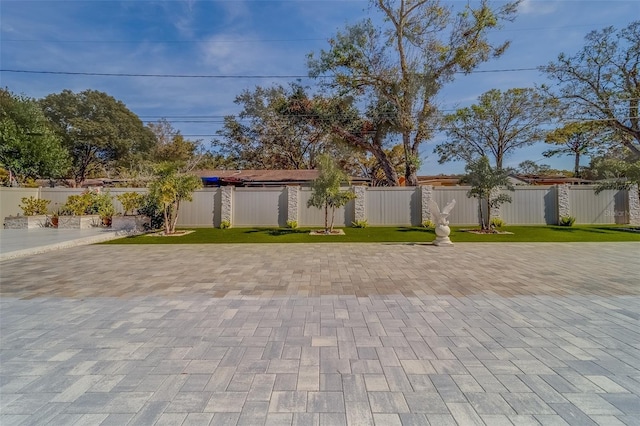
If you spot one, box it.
[220,220,231,229]
[352,219,368,228]
[286,220,298,229]
[19,196,50,216]
[422,219,435,229]
[60,189,113,217]
[559,215,576,226]
[137,192,164,231]
[490,217,506,228]
[116,192,144,216]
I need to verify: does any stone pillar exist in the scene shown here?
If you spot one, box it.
[353,186,366,223]
[557,184,570,224]
[221,186,233,227]
[421,185,433,224]
[628,184,640,226]
[287,186,299,224]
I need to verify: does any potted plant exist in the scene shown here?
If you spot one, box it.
[57,190,101,229]
[92,191,115,227]
[112,191,148,232]
[3,196,51,229]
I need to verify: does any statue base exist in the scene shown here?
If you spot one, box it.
[433,224,453,246]
[433,236,453,246]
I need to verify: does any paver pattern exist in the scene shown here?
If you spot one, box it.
[1,242,639,425]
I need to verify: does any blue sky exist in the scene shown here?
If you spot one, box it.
[1,0,638,175]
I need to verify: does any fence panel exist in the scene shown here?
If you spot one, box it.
[298,188,355,227]
[569,186,623,224]
[366,187,419,226]
[177,189,217,227]
[432,187,479,226]
[0,188,40,220]
[233,187,285,227]
[501,186,556,225]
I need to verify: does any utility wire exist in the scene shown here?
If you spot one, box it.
[0,67,541,78]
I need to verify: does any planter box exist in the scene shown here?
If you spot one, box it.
[57,215,101,229]
[111,215,149,233]
[3,215,49,229]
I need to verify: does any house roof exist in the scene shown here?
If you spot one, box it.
[195,169,370,186]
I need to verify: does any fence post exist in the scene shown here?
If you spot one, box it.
[221,186,233,227]
[421,185,433,225]
[557,184,570,224]
[287,186,299,225]
[629,184,640,226]
[353,186,366,223]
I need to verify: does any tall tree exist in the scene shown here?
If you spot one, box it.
[40,89,155,186]
[281,90,402,186]
[541,21,640,159]
[147,118,205,171]
[308,0,519,185]
[0,89,70,185]
[543,122,602,177]
[435,88,557,169]
[215,84,329,170]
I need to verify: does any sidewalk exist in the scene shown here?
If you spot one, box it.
[0,228,121,261]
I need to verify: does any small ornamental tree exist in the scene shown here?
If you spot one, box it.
[148,164,202,234]
[307,154,355,233]
[460,156,514,230]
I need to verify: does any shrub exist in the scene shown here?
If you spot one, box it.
[422,219,435,229]
[60,193,92,215]
[116,192,144,216]
[352,219,368,228]
[559,215,576,226]
[137,192,164,231]
[490,217,506,228]
[220,220,231,229]
[286,220,298,229]
[19,196,50,216]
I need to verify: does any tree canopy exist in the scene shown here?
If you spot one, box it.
[0,88,70,185]
[436,88,557,169]
[541,21,640,159]
[308,0,519,185]
[543,122,604,177]
[40,89,155,186]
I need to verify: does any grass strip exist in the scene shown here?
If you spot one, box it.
[101,225,640,244]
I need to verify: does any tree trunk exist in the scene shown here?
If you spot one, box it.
[574,152,581,178]
[324,203,329,233]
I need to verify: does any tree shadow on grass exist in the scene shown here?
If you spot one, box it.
[396,226,433,233]
[244,228,309,236]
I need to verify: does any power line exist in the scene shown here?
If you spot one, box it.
[0,67,540,79]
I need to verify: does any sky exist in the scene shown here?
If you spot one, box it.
[1,0,638,176]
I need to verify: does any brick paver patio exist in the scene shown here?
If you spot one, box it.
[1,242,639,425]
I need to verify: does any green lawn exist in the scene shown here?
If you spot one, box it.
[102,225,640,244]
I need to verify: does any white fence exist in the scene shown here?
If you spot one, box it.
[1,185,637,227]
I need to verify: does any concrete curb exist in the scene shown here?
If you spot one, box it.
[0,231,121,261]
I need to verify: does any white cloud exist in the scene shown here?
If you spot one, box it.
[518,0,559,16]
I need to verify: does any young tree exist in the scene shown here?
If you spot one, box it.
[435,88,557,169]
[148,164,202,234]
[460,156,514,230]
[0,89,70,185]
[541,21,640,159]
[40,89,155,186]
[307,154,355,233]
[308,0,519,185]
[543,122,602,177]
